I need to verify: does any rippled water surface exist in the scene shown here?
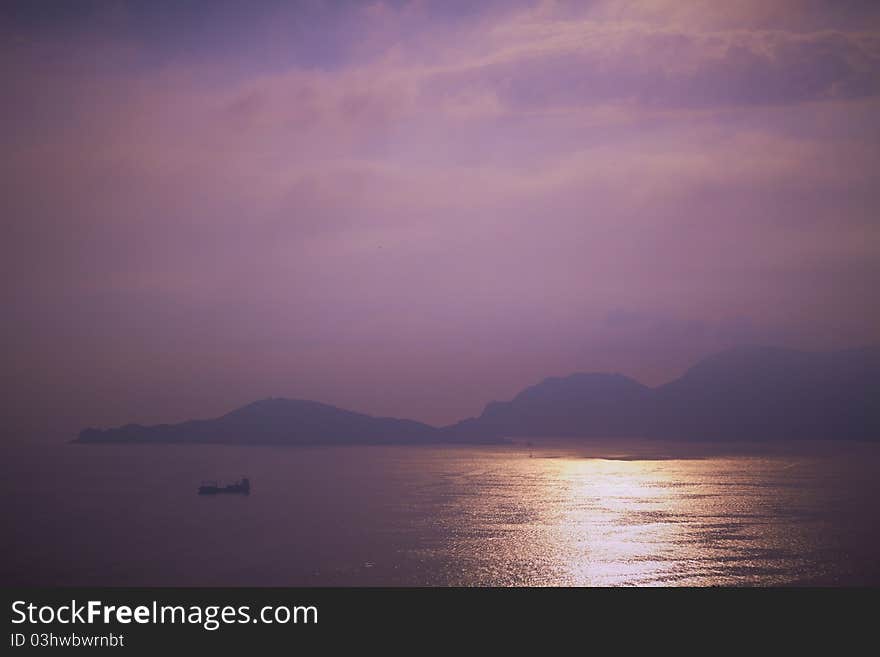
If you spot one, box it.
[3,441,879,586]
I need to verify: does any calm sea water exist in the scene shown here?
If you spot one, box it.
[3,440,879,586]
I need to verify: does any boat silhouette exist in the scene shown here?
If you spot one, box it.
[198,477,250,495]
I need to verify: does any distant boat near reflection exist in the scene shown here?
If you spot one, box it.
[198,477,250,496]
[5,442,880,586]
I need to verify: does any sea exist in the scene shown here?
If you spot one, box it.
[3,439,879,586]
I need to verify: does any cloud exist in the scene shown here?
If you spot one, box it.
[430,15,880,112]
[2,0,880,433]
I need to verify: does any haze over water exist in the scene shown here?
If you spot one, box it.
[4,440,879,587]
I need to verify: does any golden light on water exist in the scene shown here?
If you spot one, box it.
[425,447,846,586]
[9,443,878,586]
[554,458,682,586]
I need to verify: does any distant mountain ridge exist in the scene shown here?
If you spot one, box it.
[77,345,880,445]
[78,398,448,445]
[444,345,880,442]
[444,372,652,440]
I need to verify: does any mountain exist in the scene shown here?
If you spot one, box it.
[649,345,880,440]
[77,345,880,445]
[443,373,651,440]
[77,398,449,445]
[443,345,880,442]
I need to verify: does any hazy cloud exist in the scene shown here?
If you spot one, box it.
[2,0,879,438]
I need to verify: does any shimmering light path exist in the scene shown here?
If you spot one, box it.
[3,442,878,586]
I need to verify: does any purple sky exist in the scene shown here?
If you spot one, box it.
[3,0,880,441]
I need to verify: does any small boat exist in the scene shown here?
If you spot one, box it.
[198,477,250,495]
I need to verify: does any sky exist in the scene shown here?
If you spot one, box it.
[2,0,880,440]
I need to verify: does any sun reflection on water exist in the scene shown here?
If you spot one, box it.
[553,457,682,586]
[417,446,847,586]
[5,442,878,586]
